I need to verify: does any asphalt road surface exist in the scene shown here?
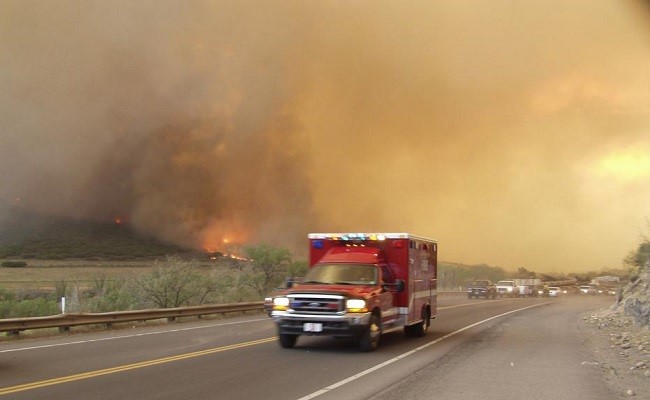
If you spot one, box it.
[0,295,616,400]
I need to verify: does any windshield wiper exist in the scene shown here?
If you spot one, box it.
[333,281,356,285]
[303,280,328,285]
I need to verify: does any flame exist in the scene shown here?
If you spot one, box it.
[200,222,250,258]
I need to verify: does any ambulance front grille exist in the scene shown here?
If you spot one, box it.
[288,294,345,314]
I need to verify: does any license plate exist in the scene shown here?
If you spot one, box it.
[303,323,323,332]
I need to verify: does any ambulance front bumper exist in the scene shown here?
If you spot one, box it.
[272,311,371,337]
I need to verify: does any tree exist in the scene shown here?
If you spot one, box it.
[241,243,292,296]
[623,221,650,277]
[513,267,536,279]
[134,256,216,308]
[287,260,308,278]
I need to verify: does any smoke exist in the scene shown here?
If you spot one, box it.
[0,0,316,251]
[1,0,649,271]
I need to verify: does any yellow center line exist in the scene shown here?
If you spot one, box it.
[0,337,276,396]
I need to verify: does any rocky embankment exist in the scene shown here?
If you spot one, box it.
[584,268,649,397]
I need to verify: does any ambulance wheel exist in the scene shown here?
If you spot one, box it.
[407,308,430,337]
[359,314,381,352]
[279,333,298,348]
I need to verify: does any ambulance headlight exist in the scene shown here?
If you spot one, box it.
[346,299,368,313]
[507,287,513,292]
[273,297,290,311]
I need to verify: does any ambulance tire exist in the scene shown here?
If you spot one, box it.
[407,307,430,337]
[279,333,298,348]
[359,314,381,352]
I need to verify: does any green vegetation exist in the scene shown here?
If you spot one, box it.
[438,262,507,289]
[240,244,292,297]
[1,261,28,268]
[0,288,61,319]
[0,245,303,318]
[133,256,221,308]
[623,220,650,280]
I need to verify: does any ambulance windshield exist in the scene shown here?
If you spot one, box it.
[303,264,377,285]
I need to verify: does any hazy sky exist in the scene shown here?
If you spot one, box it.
[1,0,649,273]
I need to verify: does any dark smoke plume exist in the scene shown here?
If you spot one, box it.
[1,1,649,271]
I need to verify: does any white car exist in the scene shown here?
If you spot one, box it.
[579,285,593,294]
[548,287,561,297]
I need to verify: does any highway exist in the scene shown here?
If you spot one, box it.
[0,295,615,400]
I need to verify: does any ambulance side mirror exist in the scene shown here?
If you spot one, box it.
[285,277,301,288]
[384,279,405,293]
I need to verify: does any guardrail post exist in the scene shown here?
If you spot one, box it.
[58,326,70,333]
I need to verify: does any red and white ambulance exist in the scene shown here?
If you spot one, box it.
[269,232,438,351]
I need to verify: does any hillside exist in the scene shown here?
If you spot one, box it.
[0,208,194,260]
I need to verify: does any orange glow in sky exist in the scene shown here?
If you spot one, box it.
[594,146,650,182]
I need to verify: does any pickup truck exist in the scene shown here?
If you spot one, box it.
[496,280,517,297]
[466,280,496,299]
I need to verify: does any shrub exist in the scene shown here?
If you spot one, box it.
[0,298,60,318]
[1,261,28,268]
[133,256,217,308]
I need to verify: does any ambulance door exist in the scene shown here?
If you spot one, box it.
[379,264,399,328]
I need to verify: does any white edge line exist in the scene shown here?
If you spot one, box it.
[297,301,552,400]
[0,317,268,354]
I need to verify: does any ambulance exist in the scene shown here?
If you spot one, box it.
[269,233,437,351]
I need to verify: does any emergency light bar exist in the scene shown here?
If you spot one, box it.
[308,233,412,241]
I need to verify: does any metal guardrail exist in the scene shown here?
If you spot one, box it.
[0,301,264,335]
[1,292,466,336]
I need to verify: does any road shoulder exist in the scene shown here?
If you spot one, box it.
[370,296,621,400]
[580,302,650,398]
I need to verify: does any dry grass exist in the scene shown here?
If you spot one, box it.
[0,259,218,291]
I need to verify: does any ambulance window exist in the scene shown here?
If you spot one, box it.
[381,265,395,284]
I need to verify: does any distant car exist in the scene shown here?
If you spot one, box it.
[579,285,593,294]
[517,285,533,297]
[467,280,497,299]
[548,286,561,297]
[535,285,549,297]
